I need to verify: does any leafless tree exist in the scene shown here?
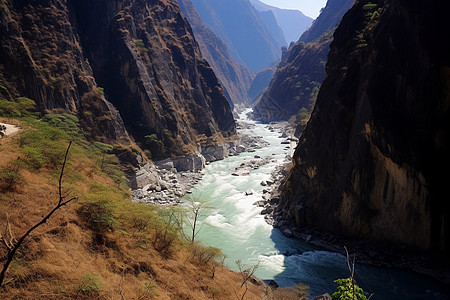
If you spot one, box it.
[236,259,260,300]
[184,197,212,243]
[0,141,77,287]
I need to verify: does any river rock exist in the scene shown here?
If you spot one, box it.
[172,153,205,171]
[282,228,293,237]
[236,145,246,153]
[260,181,267,186]
[253,200,266,207]
[261,207,273,215]
[245,189,254,195]
[154,158,174,170]
[201,144,228,162]
[314,294,332,300]
[131,163,159,189]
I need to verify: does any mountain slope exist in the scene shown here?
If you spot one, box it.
[191,0,285,72]
[299,0,354,43]
[177,0,255,108]
[252,33,331,122]
[253,0,354,123]
[70,0,235,158]
[0,0,235,159]
[0,0,130,144]
[249,0,313,43]
[277,0,450,254]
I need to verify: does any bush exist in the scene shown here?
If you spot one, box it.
[18,113,83,169]
[0,164,21,192]
[77,201,117,234]
[144,133,166,159]
[76,273,103,295]
[332,278,367,300]
[188,243,225,265]
[0,97,35,117]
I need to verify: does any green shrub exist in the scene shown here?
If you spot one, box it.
[77,200,117,234]
[332,278,367,300]
[76,273,103,295]
[0,164,21,192]
[135,39,149,54]
[188,243,225,265]
[144,133,166,159]
[142,282,159,297]
[0,97,35,117]
[18,113,84,169]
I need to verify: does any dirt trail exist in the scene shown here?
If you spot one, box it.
[0,122,20,136]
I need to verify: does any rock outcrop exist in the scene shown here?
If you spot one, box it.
[0,0,236,157]
[277,0,450,254]
[0,0,130,144]
[177,0,254,108]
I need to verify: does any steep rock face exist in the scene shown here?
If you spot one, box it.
[0,0,130,143]
[299,0,354,43]
[177,0,254,108]
[249,0,313,44]
[252,34,331,122]
[69,0,235,157]
[278,0,450,253]
[191,0,285,72]
[0,0,235,157]
[253,0,354,123]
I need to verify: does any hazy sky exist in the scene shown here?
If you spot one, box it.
[259,0,328,19]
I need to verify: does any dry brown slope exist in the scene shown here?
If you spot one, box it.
[0,122,266,299]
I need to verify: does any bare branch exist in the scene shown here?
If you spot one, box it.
[0,141,76,287]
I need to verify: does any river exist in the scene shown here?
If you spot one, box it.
[183,110,450,299]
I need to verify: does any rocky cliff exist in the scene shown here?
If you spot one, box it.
[252,34,331,122]
[277,0,450,254]
[177,0,254,108]
[253,0,354,123]
[191,0,285,73]
[0,0,235,158]
[0,0,130,144]
[299,0,354,43]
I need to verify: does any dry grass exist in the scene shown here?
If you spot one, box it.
[0,125,269,299]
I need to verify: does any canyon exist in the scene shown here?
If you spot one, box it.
[0,0,449,298]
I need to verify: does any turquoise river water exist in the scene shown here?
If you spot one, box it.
[183,111,450,299]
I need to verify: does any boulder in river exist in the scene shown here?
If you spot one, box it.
[245,189,254,195]
[282,228,293,237]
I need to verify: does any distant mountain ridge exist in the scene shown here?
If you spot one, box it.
[249,0,313,43]
[191,0,286,72]
[178,0,255,108]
